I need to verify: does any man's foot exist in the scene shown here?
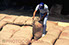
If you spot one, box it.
[42,34,46,37]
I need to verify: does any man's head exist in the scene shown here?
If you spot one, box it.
[39,2,44,9]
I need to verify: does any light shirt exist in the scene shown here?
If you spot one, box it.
[35,4,49,14]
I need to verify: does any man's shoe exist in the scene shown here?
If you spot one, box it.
[42,34,46,37]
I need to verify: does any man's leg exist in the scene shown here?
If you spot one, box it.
[42,16,48,37]
[39,14,43,24]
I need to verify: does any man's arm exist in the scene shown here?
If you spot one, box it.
[32,10,37,19]
[32,5,39,19]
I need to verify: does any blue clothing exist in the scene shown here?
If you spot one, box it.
[40,13,48,17]
[35,3,49,34]
[40,13,49,34]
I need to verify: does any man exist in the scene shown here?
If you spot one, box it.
[32,2,49,37]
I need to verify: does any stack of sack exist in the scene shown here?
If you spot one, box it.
[14,16,39,25]
[10,26,33,45]
[2,15,18,24]
[0,24,33,45]
[55,26,69,45]
[14,16,33,25]
[0,14,39,26]
[0,14,8,29]
[0,24,21,45]
[46,21,63,31]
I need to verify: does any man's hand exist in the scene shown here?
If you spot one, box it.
[32,17,34,20]
[39,18,44,21]
[39,12,47,21]
[32,10,37,20]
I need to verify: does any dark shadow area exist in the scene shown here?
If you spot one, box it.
[0,0,69,22]
[0,7,69,23]
[48,4,69,22]
[0,27,3,31]
[0,8,33,17]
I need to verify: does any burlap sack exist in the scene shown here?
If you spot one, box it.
[59,30,69,39]
[33,21,43,40]
[34,16,40,21]
[63,26,69,31]
[22,26,33,30]
[2,15,18,24]
[47,21,63,32]
[39,34,57,44]
[11,26,33,45]
[0,24,21,39]
[47,21,58,25]
[0,21,7,29]
[0,31,14,39]
[46,21,58,31]
[25,18,33,25]
[54,26,63,31]
[55,38,69,45]
[1,24,20,33]
[47,28,61,38]
[31,40,52,45]
[0,15,6,21]
[14,16,28,25]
